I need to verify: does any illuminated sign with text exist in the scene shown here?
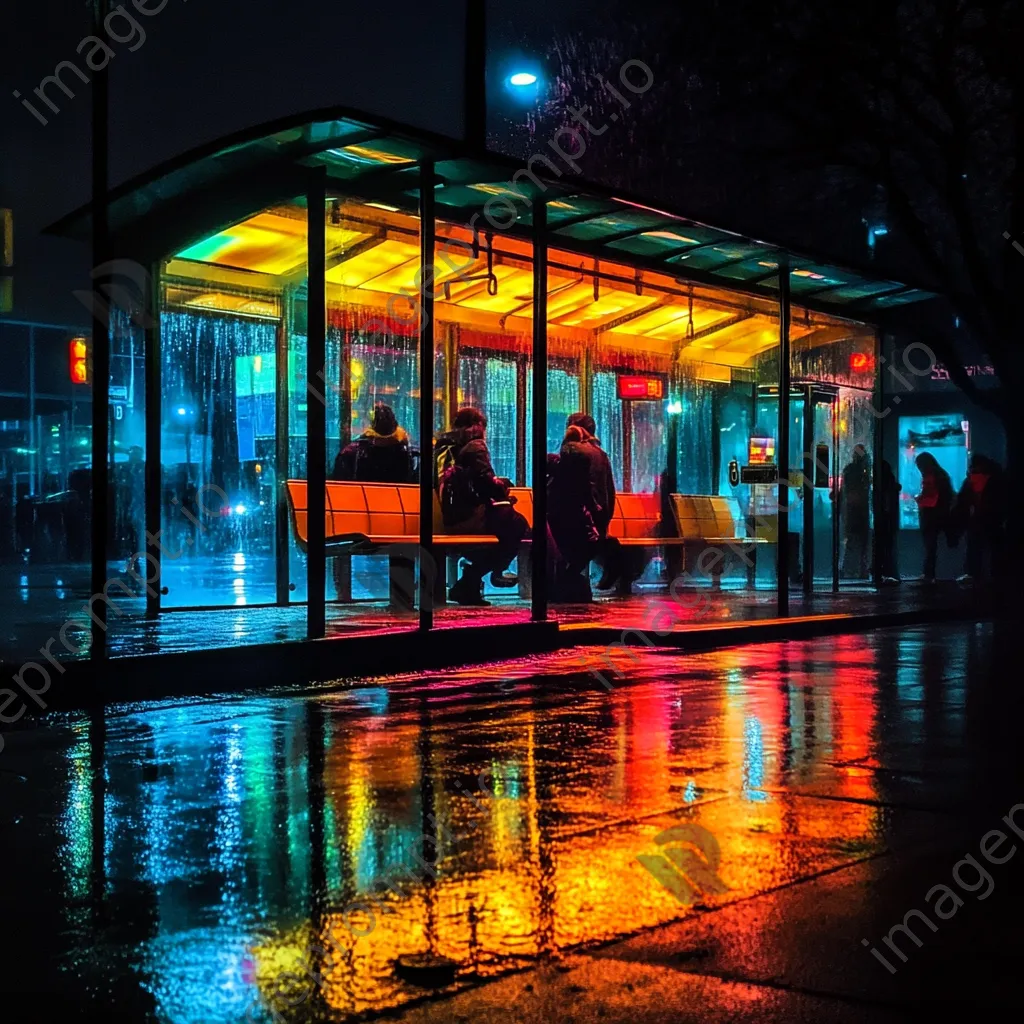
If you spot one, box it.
[617,375,665,400]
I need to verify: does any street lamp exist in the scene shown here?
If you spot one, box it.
[502,62,542,105]
[864,221,888,258]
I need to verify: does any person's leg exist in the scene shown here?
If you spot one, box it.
[878,528,894,578]
[965,526,982,579]
[595,535,624,590]
[922,524,938,579]
[856,528,869,578]
[481,504,530,577]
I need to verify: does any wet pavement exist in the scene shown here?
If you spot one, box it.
[1,622,1019,1022]
[1,557,972,664]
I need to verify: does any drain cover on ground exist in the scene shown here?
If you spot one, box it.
[394,953,458,987]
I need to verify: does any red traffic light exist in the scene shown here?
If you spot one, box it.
[69,337,89,384]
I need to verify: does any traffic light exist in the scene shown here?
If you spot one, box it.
[69,337,89,384]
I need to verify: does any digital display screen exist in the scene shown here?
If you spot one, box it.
[748,436,776,464]
[617,375,665,400]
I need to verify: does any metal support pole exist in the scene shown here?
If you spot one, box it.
[667,337,682,490]
[28,327,36,494]
[419,162,436,631]
[531,201,549,622]
[776,257,791,617]
[872,330,884,586]
[515,356,528,486]
[581,345,593,417]
[90,0,111,661]
[464,0,486,151]
[832,391,841,592]
[274,293,291,606]
[802,384,814,594]
[306,169,327,638]
[144,263,161,619]
[711,388,722,495]
[444,323,458,428]
[622,402,634,492]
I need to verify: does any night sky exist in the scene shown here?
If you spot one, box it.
[1,0,604,324]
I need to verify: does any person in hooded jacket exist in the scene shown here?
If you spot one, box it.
[914,451,954,582]
[877,459,901,583]
[332,403,413,483]
[435,407,529,605]
[840,444,871,579]
[548,413,623,601]
[953,453,1006,583]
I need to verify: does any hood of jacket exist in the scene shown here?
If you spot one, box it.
[361,426,408,446]
[561,424,602,450]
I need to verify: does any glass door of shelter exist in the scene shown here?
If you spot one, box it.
[793,384,840,593]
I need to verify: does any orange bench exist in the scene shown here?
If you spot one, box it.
[669,494,772,588]
[285,480,534,548]
[285,480,535,606]
[284,481,691,603]
[607,493,687,546]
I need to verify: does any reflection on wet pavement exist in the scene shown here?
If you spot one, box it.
[0,623,991,1021]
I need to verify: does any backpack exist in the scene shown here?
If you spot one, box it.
[433,438,458,495]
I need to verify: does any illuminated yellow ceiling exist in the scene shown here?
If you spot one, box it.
[176,211,368,276]
[172,207,819,365]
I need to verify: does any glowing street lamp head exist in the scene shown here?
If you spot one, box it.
[508,71,538,87]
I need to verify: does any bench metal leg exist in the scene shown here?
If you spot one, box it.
[431,554,449,606]
[387,546,417,612]
[332,555,352,602]
[517,543,532,599]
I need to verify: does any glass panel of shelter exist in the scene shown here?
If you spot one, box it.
[161,212,300,615]
[320,196,422,631]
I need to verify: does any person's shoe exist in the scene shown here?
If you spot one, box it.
[449,577,489,606]
[595,571,618,591]
[956,573,973,584]
[489,570,518,588]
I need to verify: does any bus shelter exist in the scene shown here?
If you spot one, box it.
[48,107,937,659]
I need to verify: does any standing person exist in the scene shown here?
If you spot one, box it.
[877,460,901,583]
[570,412,622,590]
[123,445,145,579]
[840,444,871,579]
[332,403,413,483]
[914,451,954,582]
[953,453,1006,583]
[548,413,622,601]
[435,407,529,606]
[549,423,601,602]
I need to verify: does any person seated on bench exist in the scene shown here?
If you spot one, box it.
[435,407,530,606]
[549,413,623,601]
[331,403,413,483]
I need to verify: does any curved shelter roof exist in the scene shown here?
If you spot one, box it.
[48,106,936,320]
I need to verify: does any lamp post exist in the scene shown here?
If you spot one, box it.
[465,0,486,150]
[90,0,110,661]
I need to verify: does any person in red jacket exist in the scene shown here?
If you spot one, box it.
[953,453,1006,583]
